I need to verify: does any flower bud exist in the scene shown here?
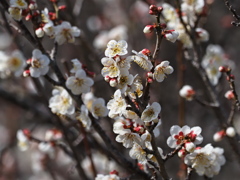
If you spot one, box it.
[104,76,110,82]
[147,77,153,83]
[35,28,44,38]
[185,142,196,153]
[141,49,151,55]
[23,70,30,77]
[225,90,235,100]
[164,30,179,43]
[109,78,117,87]
[149,5,158,15]
[219,66,227,72]
[226,127,236,137]
[178,149,186,158]
[213,130,225,142]
[147,72,153,78]
[58,5,66,10]
[143,25,154,34]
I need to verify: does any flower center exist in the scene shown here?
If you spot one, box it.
[9,57,21,68]
[32,59,41,68]
[74,78,84,86]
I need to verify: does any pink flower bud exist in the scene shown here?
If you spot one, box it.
[164,30,179,43]
[147,72,153,78]
[219,66,227,72]
[104,76,110,82]
[225,90,235,100]
[213,130,225,142]
[226,127,236,137]
[141,49,151,55]
[110,170,119,175]
[147,77,153,83]
[143,25,154,34]
[23,70,30,77]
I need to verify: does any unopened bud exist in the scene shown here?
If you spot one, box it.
[178,149,186,158]
[225,90,235,100]
[213,130,225,142]
[104,76,110,82]
[149,5,158,15]
[143,25,154,34]
[219,66,227,72]
[147,72,153,78]
[164,30,179,43]
[226,127,236,137]
[141,48,151,55]
[29,2,38,10]
[25,14,32,21]
[23,70,30,77]
[185,142,196,153]
[58,5,66,10]
[35,28,44,38]
[147,77,153,83]
[109,79,117,87]
[157,6,163,12]
[110,170,119,175]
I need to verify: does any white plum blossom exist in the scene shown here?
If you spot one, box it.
[43,21,55,37]
[17,129,30,151]
[10,0,28,9]
[95,174,120,180]
[226,127,236,137]
[49,86,75,115]
[141,102,161,122]
[30,49,50,78]
[184,144,226,178]
[8,7,22,21]
[66,69,94,95]
[107,89,127,118]
[165,30,179,43]
[131,50,153,71]
[179,85,195,101]
[167,125,203,148]
[117,71,134,93]
[181,0,205,14]
[101,57,121,78]
[116,132,143,148]
[105,40,128,57]
[54,21,81,45]
[70,59,82,73]
[129,143,147,164]
[196,28,209,42]
[153,61,174,82]
[76,105,91,130]
[127,75,143,99]
[162,3,180,29]
[91,98,108,119]
[113,119,132,135]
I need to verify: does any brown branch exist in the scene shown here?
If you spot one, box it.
[224,0,240,27]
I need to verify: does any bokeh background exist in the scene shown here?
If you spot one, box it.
[0,0,240,179]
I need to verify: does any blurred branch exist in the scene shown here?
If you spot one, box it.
[224,0,240,27]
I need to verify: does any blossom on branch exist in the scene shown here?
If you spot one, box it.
[105,40,128,57]
[153,61,174,82]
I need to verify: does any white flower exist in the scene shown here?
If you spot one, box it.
[43,21,55,37]
[10,0,28,9]
[179,85,195,101]
[8,7,22,21]
[7,50,26,76]
[127,75,143,99]
[117,71,134,93]
[49,87,75,115]
[76,105,91,130]
[205,64,221,86]
[153,61,174,82]
[105,40,128,57]
[165,30,179,43]
[129,143,147,164]
[107,89,127,118]
[162,3,180,29]
[226,127,236,137]
[143,25,154,34]
[17,130,30,151]
[181,0,205,14]
[184,144,225,178]
[141,102,161,122]
[167,125,203,148]
[131,50,153,71]
[113,119,131,135]
[95,174,120,180]
[54,21,81,45]
[196,28,209,42]
[35,28,44,38]
[116,133,143,148]
[66,69,94,95]
[101,57,121,78]
[70,59,82,73]
[30,49,50,78]
[91,98,108,119]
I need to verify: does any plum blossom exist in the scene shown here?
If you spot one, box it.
[164,30,179,43]
[54,21,81,45]
[76,105,91,130]
[196,28,209,42]
[17,129,30,151]
[226,127,236,137]
[95,174,120,180]
[8,0,28,21]
[116,132,143,148]
[167,125,203,148]
[117,71,134,93]
[29,49,50,78]
[153,61,174,82]
[131,50,153,71]
[141,102,161,122]
[66,69,94,95]
[49,86,75,115]
[184,144,226,178]
[70,59,82,73]
[101,57,121,78]
[91,98,108,119]
[179,85,195,101]
[107,89,127,118]
[105,40,128,57]
[129,143,147,164]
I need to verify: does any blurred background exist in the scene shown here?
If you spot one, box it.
[0,0,240,179]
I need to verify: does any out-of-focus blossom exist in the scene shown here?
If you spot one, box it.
[17,129,30,151]
[226,127,236,137]
[70,59,82,73]
[49,86,75,115]
[196,28,209,42]
[225,90,235,100]
[0,33,12,49]
[129,143,147,164]
[29,49,50,78]
[66,69,94,95]
[179,85,195,101]
[131,50,153,71]
[164,30,179,43]
[91,98,108,119]
[54,21,81,45]
[76,105,92,130]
